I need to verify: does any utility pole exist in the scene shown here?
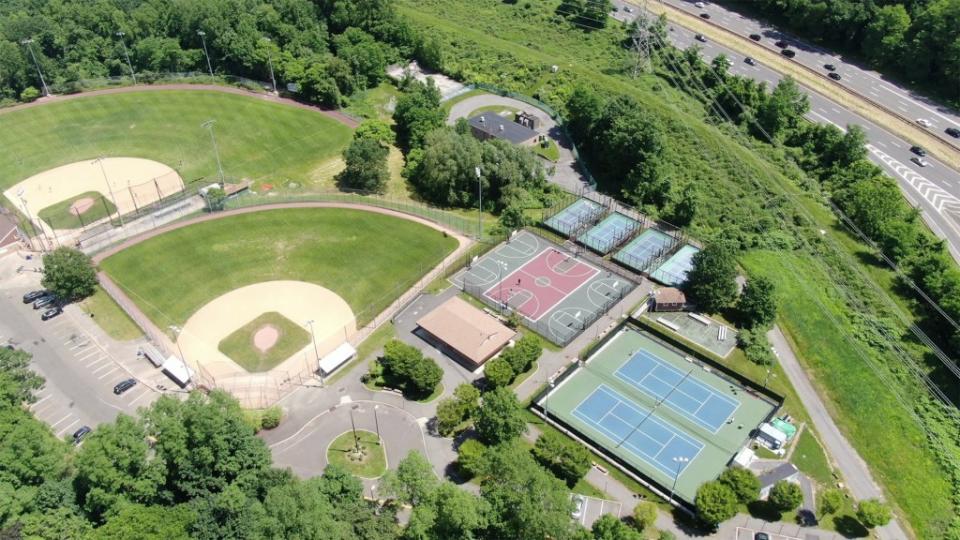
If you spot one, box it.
[116,31,137,85]
[201,120,225,184]
[20,39,50,97]
[629,1,653,77]
[197,30,214,77]
[475,166,483,240]
[92,157,124,227]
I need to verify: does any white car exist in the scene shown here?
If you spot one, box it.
[911,156,930,168]
[571,495,585,518]
[916,118,932,128]
[695,1,706,7]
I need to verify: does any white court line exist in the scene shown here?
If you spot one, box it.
[56,419,80,437]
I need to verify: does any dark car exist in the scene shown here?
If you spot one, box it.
[113,378,138,395]
[41,306,63,321]
[781,49,796,58]
[947,127,960,138]
[911,145,927,156]
[749,33,761,41]
[22,290,48,303]
[72,426,91,444]
[699,12,710,19]
[754,533,770,540]
[33,296,57,310]
[824,63,837,71]
[744,57,757,66]
[775,39,788,48]
[695,34,707,43]
[828,72,841,80]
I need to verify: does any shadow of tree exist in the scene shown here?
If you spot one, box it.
[833,514,869,538]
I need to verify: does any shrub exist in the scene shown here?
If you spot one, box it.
[769,480,803,512]
[694,480,738,527]
[531,431,591,487]
[260,406,282,429]
[632,501,657,531]
[484,357,515,388]
[717,467,760,504]
[20,86,40,102]
[817,488,845,516]
[456,439,487,479]
[856,498,892,529]
[380,340,443,398]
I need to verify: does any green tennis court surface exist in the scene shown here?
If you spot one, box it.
[649,244,700,287]
[578,212,641,254]
[544,198,603,236]
[613,228,677,273]
[539,326,776,503]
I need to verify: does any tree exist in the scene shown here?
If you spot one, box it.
[475,387,526,445]
[717,467,760,504]
[769,480,803,512]
[393,79,444,150]
[41,247,98,301]
[592,513,642,540]
[817,488,845,516]
[737,277,777,329]
[0,347,44,406]
[531,431,591,487]
[435,383,480,436]
[483,357,515,388]
[456,439,487,479]
[684,242,738,313]
[757,77,809,138]
[667,183,698,227]
[856,498,892,529]
[694,480,738,527]
[382,451,438,505]
[632,501,657,531]
[204,187,227,211]
[404,128,482,206]
[354,119,394,145]
[92,503,195,540]
[415,35,444,71]
[424,482,487,540]
[333,28,387,90]
[0,407,68,489]
[556,0,612,30]
[381,340,443,398]
[336,136,389,193]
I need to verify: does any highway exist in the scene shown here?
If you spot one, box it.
[613,1,960,261]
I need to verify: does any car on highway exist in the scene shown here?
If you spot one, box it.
[911,145,927,156]
[571,495,585,518]
[775,39,788,48]
[41,306,63,321]
[916,118,932,128]
[695,34,707,43]
[744,57,757,66]
[946,127,960,138]
[33,296,57,310]
[824,64,836,71]
[113,378,138,395]
[22,290,48,303]
[911,156,930,167]
[695,1,705,7]
[828,72,841,81]
[699,12,710,19]
[749,33,761,41]
[72,426,91,444]
[781,49,796,58]
[623,5,633,13]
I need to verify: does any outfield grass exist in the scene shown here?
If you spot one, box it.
[100,208,458,328]
[0,90,352,196]
[327,430,387,479]
[217,312,310,373]
[38,191,115,230]
[791,428,834,486]
[79,285,142,341]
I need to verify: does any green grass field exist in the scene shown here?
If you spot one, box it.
[327,430,387,478]
[99,208,458,328]
[38,191,116,230]
[217,312,310,372]
[0,90,352,195]
[79,285,142,341]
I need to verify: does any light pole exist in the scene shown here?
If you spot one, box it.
[262,37,277,94]
[373,405,381,441]
[350,404,361,454]
[496,260,508,312]
[20,38,50,97]
[116,31,137,85]
[197,30,214,77]
[475,166,483,240]
[92,157,124,227]
[15,189,45,252]
[201,120,225,184]
[670,456,689,504]
[305,319,324,385]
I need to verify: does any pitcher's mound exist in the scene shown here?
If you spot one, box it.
[254,324,280,352]
[69,197,96,216]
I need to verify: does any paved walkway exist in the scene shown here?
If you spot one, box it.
[768,326,908,540]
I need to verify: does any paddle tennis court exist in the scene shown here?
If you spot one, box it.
[538,326,776,503]
[649,244,700,287]
[613,229,676,273]
[450,230,635,345]
[578,212,642,254]
[544,198,604,236]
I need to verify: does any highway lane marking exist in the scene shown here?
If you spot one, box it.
[880,84,960,128]
[868,145,960,217]
[808,111,844,131]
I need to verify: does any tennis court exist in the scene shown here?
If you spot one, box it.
[578,213,641,254]
[544,198,604,237]
[538,326,776,503]
[613,229,676,273]
[649,245,700,287]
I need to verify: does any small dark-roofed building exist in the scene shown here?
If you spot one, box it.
[653,287,686,312]
[468,113,538,146]
[757,462,799,500]
[416,296,517,370]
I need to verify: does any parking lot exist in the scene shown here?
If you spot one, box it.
[570,493,623,528]
[736,527,802,540]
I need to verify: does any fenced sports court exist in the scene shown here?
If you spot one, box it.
[450,230,635,346]
[649,245,700,287]
[642,311,737,358]
[536,326,776,503]
[544,198,604,236]
[613,228,677,274]
[578,212,642,254]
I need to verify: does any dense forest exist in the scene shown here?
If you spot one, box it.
[719,0,960,103]
[0,0,440,107]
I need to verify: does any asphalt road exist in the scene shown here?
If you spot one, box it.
[613,0,960,261]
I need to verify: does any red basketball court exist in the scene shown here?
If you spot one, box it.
[484,248,599,321]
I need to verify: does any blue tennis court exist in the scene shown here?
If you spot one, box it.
[544,198,604,237]
[613,228,675,272]
[578,213,641,254]
[649,244,700,287]
[572,385,703,478]
[615,350,739,433]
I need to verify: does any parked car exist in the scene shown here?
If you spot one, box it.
[916,118,932,128]
[33,296,57,310]
[22,290,48,303]
[571,495,585,518]
[754,533,770,540]
[775,39,788,48]
[911,156,930,167]
[695,34,707,43]
[699,12,710,19]
[744,57,757,66]
[72,426,91,444]
[947,127,960,138]
[113,378,138,395]
[824,64,836,71]
[911,145,927,156]
[781,49,796,58]
[749,33,761,41]
[828,72,841,80]
[41,306,63,321]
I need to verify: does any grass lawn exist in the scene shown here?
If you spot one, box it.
[533,139,560,162]
[0,90,352,197]
[441,88,487,112]
[100,208,458,328]
[466,104,520,119]
[217,312,310,373]
[327,323,397,385]
[79,285,142,341]
[345,82,402,121]
[38,191,115,230]
[791,428,834,486]
[327,430,387,479]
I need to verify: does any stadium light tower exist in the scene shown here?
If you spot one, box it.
[197,30,214,77]
[670,456,689,504]
[91,157,124,227]
[115,31,137,85]
[262,37,277,94]
[20,38,50,97]
[201,120,225,184]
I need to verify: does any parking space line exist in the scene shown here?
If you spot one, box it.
[74,348,100,361]
[29,394,52,409]
[91,362,116,375]
[85,356,109,369]
[56,419,80,437]
[128,388,153,407]
[49,413,75,429]
[32,400,59,416]
[97,367,120,380]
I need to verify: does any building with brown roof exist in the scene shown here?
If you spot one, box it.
[416,296,517,369]
[653,287,687,312]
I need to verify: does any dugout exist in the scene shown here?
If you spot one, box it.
[416,296,517,370]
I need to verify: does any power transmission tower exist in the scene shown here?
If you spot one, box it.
[630,1,653,77]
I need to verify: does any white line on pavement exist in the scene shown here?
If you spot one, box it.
[56,419,80,437]
[49,413,75,429]
[128,388,153,407]
[97,367,120,380]
[91,362,116,375]
[29,394,52,409]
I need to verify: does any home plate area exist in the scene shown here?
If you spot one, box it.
[452,230,635,345]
